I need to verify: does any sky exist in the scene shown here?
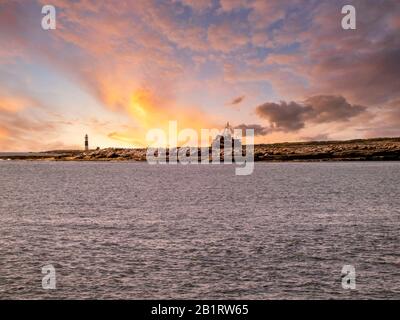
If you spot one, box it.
[0,0,399,151]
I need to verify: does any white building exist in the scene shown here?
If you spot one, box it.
[211,122,241,150]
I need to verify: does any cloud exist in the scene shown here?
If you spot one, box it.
[235,123,270,136]
[229,95,245,105]
[176,0,213,12]
[256,95,367,132]
[1,0,399,150]
[208,22,248,53]
[256,100,311,131]
[0,95,31,113]
[107,132,146,147]
[266,1,400,106]
[219,0,248,12]
[361,99,400,138]
[0,0,217,145]
[303,95,367,123]
[0,110,63,151]
[219,0,400,111]
[266,53,300,66]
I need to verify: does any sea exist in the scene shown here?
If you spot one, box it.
[0,161,399,299]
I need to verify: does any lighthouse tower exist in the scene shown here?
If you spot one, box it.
[85,134,89,151]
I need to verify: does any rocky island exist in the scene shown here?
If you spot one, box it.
[1,137,400,162]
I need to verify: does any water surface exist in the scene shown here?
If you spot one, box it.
[0,162,399,299]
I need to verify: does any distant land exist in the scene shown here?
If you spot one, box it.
[1,137,400,162]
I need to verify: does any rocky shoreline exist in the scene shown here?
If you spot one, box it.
[1,137,400,162]
[254,137,400,161]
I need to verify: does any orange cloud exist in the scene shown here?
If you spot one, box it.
[0,127,9,140]
[0,95,31,113]
[2,0,399,150]
[103,87,218,147]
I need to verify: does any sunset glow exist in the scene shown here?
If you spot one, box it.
[0,0,399,151]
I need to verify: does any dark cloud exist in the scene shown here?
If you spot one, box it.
[256,95,367,132]
[256,101,312,131]
[230,95,245,105]
[308,1,400,106]
[235,123,270,136]
[304,95,366,123]
[228,0,400,113]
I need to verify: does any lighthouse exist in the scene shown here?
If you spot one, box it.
[85,134,89,151]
